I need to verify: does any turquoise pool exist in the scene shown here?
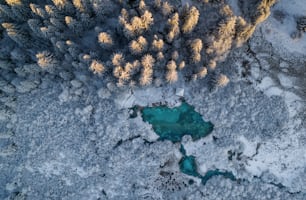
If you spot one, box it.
[141,102,214,142]
[135,102,236,185]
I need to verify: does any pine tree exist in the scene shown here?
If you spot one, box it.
[216,74,229,87]
[120,9,154,38]
[2,23,31,47]
[140,67,153,86]
[5,0,22,6]
[30,4,48,19]
[52,0,73,13]
[208,60,217,70]
[72,0,90,13]
[92,0,115,19]
[152,36,164,51]
[162,1,173,16]
[190,38,202,53]
[197,67,207,78]
[178,61,185,70]
[27,19,45,38]
[166,60,178,83]
[0,5,14,21]
[166,69,178,83]
[140,54,154,86]
[167,13,180,42]
[141,54,155,69]
[45,5,62,18]
[138,0,146,11]
[7,0,31,21]
[112,53,125,67]
[154,0,161,8]
[181,5,199,34]
[36,51,58,68]
[90,60,105,75]
[98,32,113,48]
[50,17,66,30]
[171,51,179,60]
[166,60,176,71]
[65,16,83,35]
[52,0,67,10]
[129,36,147,55]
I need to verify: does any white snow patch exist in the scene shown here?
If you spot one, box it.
[59,88,70,103]
[264,86,283,97]
[174,148,183,160]
[75,105,93,122]
[257,76,275,91]
[277,73,294,88]
[115,90,136,108]
[199,164,208,175]
[26,151,101,186]
[251,65,260,79]
[255,75,302,117]
[283,91,303,117]
[182,136,231,176]
[132,115,159,142]
[133,88,164,106]
[70,80,82,88]
[175,88,184,97]
[238,136,257,158]
[245,133,306,192]
[284,91,301,104]
[97,87,111,99]
[261,0,306,56]
[115,87,181,108]
[274,0,306,19]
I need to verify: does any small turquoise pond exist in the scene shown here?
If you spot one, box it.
[134,102,236,185]
[179,155,199,176]
[179,145,236,184]
[140,102,214,142]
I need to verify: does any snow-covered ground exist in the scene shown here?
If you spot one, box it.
[261,0,306,56]
[242,1,306,192]
[111,1,306,193]
[1,0,306,199]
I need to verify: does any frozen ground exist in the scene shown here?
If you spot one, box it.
[2,72,305,200]
[261,0,306,57]
[1,0,306,199]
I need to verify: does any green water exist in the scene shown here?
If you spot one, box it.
[135,102,236,185]
[179,145,236,184]
[201,169,236,184]
[141,102,214,142]
[179,155,199,177]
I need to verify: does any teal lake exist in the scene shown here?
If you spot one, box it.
[135,102,236,184]
[141,102,214,142]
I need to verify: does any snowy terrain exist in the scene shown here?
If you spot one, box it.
[261,0,306,57]
[1,0,306,199]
